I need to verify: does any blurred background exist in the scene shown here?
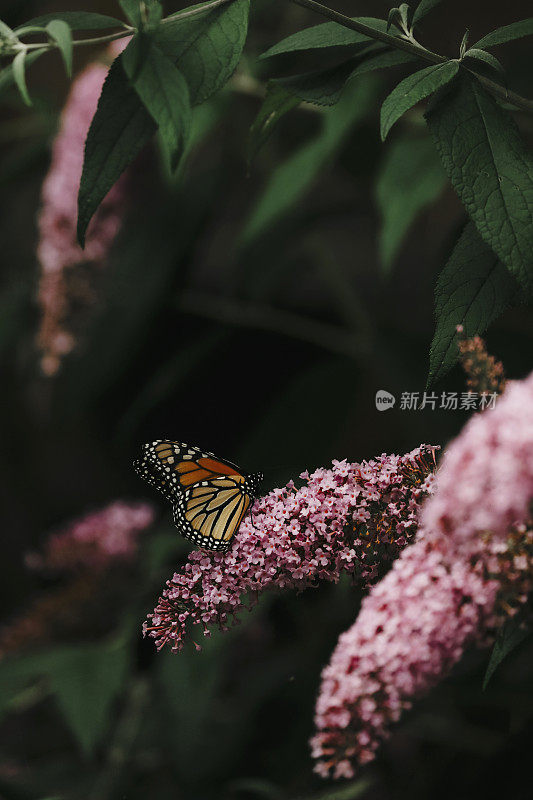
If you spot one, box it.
[0,0,532,798]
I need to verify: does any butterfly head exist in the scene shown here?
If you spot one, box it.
[245,471,263,499]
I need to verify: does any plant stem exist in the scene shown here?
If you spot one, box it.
[163,0,234,23]
[288,0,533,114]
[23,0,233,52]
[292,0,444,63]
[24,27,133,50]
[14,0,533,113]
[178,291,371,359]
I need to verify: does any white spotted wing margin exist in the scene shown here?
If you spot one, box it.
[134,439,263,552]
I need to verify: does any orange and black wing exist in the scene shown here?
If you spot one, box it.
[134,440,262,551]
[173,476,252,551]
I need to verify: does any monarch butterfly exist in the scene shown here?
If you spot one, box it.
[134,440,263,552]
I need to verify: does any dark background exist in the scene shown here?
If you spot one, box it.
[0,1,532,798]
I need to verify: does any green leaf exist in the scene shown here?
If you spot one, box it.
[260,17,388,58]
[77,56,156,246]
[0,48,45,97]
[12,50,31,105]
[413,0,443,24]
[483,616,531,690]
[11,25,47,36]
[77,0,249,242]
[387,6,410,34]
[380,60,459,140]
[426,76,533,293]
[19,12,124,31]
[276,48,417,107]
[459,29,470,58]
[47,638,131,756]
[123,38,191,171]
[376,134,447,272]
[387,8,402,33]
[474,18,533,49]
[46,20,73,77]
[428,222,518,386]
[464,48,506,83]
[247,84,299,166]
[120,0,142,27]
[274,56,360,107]
[241,77,377,245]
[142,527,188,577]
[0,650,58,720]
[154,0,250,104]
[0,19,14,35]
[145,0,163,29]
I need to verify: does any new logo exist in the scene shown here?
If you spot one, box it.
[375,390,396,411]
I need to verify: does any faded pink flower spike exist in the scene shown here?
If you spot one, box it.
[36,44,129,376]
[28,501,155,572]
[312,372,533,779]
[458,334,506,397]
[144,446,438,652]
[421,370,533,548]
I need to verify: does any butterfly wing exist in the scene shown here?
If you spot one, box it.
[173,477,251,551]
[135,440,258,551]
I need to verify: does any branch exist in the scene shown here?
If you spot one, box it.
[21,0,233,51]
[288,0,533,114]
[11,0,533,113]
[178,291,370,359]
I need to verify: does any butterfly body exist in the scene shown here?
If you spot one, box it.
[134,440,262,552]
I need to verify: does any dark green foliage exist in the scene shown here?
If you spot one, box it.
[0,2,533,798]
[77,55,155,245]
[46,637,131,756]
[46,20,73,77]
[119,0,143,27]
[274,49,417,107]
[428,222,517,386]
[376,133,447,272]
[77,0,250,242]
[122,37,191,171]
[483,616,532,690]
[260,17,389,59]
[153,0,250,104]
[412,0,444,25]
[19,11,124,30]
[241,77,378,245]
[426,76,533,293]
[463,48,506,84]
[474,18,533,48]
[380,61,459,140]
[247,84,300,165]
[0,637,130,755]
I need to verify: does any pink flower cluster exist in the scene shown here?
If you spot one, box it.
[28,501,155,572]
[421,371,533,547]
[2,500,155,658]
[144,446,437,652]
[311,372,533,779]
[36,45,129,376]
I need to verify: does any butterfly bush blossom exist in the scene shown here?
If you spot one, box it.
[1,501,155,658]
[37,44,129,376]
[27,500,155,572]
[457,329,506,396]
[144,445,438,652]
[311,372,533,779]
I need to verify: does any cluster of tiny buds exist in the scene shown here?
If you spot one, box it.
[456,326,506,397]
